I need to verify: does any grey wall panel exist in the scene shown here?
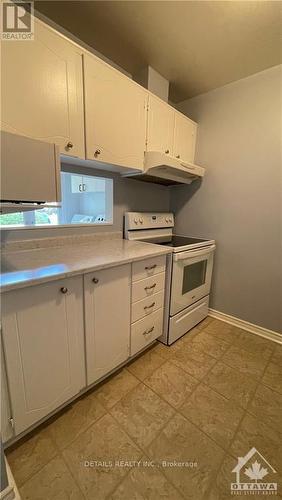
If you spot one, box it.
[171,65,282,333]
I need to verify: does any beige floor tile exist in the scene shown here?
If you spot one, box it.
[248,383,282,433]
[144,361,198,409]
[230,412,282,472]
[186,330,230,359]
[196,316,215,330]
[94,369,140,409]
[146,413,224,500]
[110,456,183,500]
[272,344,282,366]
[19,456,83,500]
[204,361,257,409]
[46,392,106,451]
[63,413,142,500]
[154,339,184,360]
[110,384,175,448]
[233,330,275,357]
[7,428,57,487]
[127,346,166,381]
[207,453,239,500]
[170,343,217,380]
[221,344,270,379]
[203,319,241,343]
[180,384,244,449]
[262,362,282,394]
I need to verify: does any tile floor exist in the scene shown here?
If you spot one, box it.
[6,317,282,500]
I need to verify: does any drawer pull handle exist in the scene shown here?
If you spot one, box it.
[145,264,157,271]
[144,283,156,291]
[144,302,156,310]
[143,326,155,336]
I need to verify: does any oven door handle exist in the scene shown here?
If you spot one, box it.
[173,244,216,261]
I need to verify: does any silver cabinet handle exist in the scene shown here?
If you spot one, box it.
[144,283,156,291]
[66,141,73,149]
[143,326,155,336]
[145,264,157,271]
[60,287,68,294]
[92,278,99,284]
[94,149,101,157]
[144,302,155,310]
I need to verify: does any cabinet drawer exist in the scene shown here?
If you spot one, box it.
[132,272,165,303]
[131,290,164,323]
[132,255,166,282]
[131,308,164,356]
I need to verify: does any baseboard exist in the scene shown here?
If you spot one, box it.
[208,309,282,345]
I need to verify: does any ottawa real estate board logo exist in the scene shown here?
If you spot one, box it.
[231,447,278,495]
[1,1,34,40]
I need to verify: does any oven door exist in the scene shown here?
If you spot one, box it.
[170,245,215,316]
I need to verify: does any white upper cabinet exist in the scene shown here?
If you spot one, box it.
[84,54,148,171]
[71,174,105,193]
[147,94,175,155]
[1,19,85,158]
[1,277,86,435]
[84,265,131,385]
[173,112,197,163]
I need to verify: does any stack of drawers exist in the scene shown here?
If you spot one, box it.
[130,255,166,356]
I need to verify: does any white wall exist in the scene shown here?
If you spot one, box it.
[171,65,282,333]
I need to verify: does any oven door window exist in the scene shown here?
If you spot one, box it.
[182,259,207,295]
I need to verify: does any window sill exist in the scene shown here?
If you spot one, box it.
[0,222,113,230]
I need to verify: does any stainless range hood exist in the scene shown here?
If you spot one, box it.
[123,151,205,185]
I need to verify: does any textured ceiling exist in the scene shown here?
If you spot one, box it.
[35,1,282,102]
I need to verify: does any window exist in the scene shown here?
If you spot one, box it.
[182,260,207,294]
[0,172,113,228]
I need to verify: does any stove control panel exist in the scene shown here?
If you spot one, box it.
[125,212,174,230]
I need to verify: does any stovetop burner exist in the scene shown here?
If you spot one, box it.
[161,236,209,247]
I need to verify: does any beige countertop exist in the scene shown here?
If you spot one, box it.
[1,238,171,292]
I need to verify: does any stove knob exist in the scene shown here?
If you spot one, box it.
[139,217,144,224]
[134,217,139,224]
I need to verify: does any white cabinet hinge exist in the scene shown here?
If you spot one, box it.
[9,418,14,429]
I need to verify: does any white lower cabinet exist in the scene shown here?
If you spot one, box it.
[130,257,166,356]
[1,277,86,436]
[1,258,166,441]
[131,309,164,357]
[84,265,131,385]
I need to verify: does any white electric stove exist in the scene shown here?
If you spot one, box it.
[124,212,216,345]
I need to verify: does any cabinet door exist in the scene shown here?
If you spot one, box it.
[71,174,83,193]
[173,112,197,163]
[1,19,85,158]
[83,177,105,193]
[1,277,85,435]
[147,95,175,155]
[84,265,131,385]
[84,55,147,170]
